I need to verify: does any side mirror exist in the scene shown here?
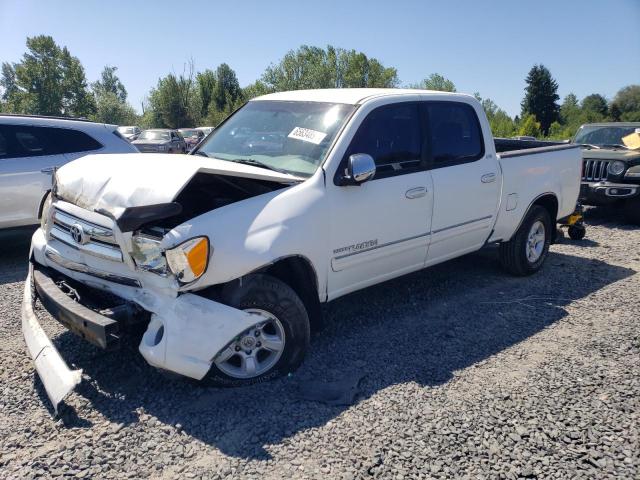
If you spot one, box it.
[339,153,376,186]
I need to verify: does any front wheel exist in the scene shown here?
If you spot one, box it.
[499,205,552,276]
[205,274,310,387]
[623,197,640,225]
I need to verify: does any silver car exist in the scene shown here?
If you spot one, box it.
[0,114,137,229]
[132,129,186,153]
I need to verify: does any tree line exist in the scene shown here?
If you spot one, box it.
[1,36,639,140]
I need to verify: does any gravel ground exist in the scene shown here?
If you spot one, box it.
[1,208,638,479]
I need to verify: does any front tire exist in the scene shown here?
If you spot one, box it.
[499,205,552,276]
[205,274,310,387]
[623,197,640,225]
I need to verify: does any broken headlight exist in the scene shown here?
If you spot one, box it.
[40,192,53,230]
[166,236,210,284]
[131,234,168,275]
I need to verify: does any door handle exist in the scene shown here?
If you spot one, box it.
[481,173,496,183]
[405,187,427,199]
[41,167,56,174]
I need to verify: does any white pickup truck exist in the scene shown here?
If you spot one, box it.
[22,89,581,411]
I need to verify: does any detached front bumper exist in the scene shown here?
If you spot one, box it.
[580,181,640,205]
[21,265,82,414]
[23,228,263,412]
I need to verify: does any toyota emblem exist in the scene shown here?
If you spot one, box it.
[70,224,87,244]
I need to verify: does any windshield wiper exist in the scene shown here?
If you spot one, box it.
[600,144,629,149]
[577,143,601,149]
[229,158,293,175]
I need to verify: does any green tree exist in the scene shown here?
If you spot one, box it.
[581,93,608,118]
[242,80,271,101]
[413,73,456,92]
[212,63,241,112]
[518,114,541,138]
[0,36,95,117]
[611,85,640,122]
[262,45,398,92]
[147,72,194,128]
[92,92,137,125]
[473,93,516,138]
[521,64,559,135]
[196,69,216,118]
[92,66,127,102]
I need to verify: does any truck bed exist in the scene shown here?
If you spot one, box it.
[489,142,582,243]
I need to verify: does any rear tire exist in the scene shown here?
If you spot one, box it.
[623,197,640,225]
[499,205,552,276]
[205,274,310,387]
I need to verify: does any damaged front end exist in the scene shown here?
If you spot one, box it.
[23,155,297,413]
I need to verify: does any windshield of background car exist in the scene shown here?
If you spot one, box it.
[574,125,637,146]
[118,127,134,134]
[179,129,198,138]
[139,130,170,141]
[195,100,356,178]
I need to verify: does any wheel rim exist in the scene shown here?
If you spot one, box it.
[526,220,546,263]
[213,308,286,379]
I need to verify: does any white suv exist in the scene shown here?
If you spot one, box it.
[0,115,137,229]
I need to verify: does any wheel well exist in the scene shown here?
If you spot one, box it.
[258,256,323,331]
[37,190,51,219]
[532,194,559,241]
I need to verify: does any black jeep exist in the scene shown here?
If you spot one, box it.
[575,122,640,224]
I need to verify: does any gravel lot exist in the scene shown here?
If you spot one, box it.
[1,208,639,479]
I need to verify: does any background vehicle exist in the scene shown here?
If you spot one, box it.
[195,126,215,136]
[178,128,205,151]
[574,122,640,224]
[117,125,141,141]
[22,89,581,410]
[0,115,136,229]
[512,135,537,141]
[132,129,186,153]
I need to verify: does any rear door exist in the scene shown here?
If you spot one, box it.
[0,125,64,228]
[424,101,501,265]
[327,101,434,299]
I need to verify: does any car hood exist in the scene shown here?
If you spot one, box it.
[580,147,640,163]
[55,153,302,218]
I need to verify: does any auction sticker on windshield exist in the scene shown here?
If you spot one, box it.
[288,127,327,145]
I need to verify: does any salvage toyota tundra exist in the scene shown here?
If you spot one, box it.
[22,89,582,412]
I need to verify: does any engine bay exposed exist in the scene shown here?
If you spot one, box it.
[153,172,292,229]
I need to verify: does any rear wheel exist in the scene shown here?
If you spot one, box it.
[623,197,640,225]
[499,205,552,276]
[205,274,310,387]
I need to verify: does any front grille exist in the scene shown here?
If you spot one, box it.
[50,208,123,262]
[582,159,610,182]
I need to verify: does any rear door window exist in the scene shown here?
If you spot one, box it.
[0,125,102,159]
[425,102,484,167]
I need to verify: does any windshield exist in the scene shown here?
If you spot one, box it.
[118,127,135,134]
[574,125,638,147]
[194,100,356,178]
[139,130,170,141]
[179,129,199,138]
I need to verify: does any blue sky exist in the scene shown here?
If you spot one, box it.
[1,0,639,117]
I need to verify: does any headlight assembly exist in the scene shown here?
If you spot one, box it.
[40,192,53,230]
[131,234,168,275]
[608,160,626,176]
[166,236,210,283]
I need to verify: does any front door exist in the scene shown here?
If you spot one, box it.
[326,102,433,300]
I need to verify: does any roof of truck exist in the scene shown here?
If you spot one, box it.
[253,88,467,105]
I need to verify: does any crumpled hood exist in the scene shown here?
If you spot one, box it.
[55,153,300,218]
